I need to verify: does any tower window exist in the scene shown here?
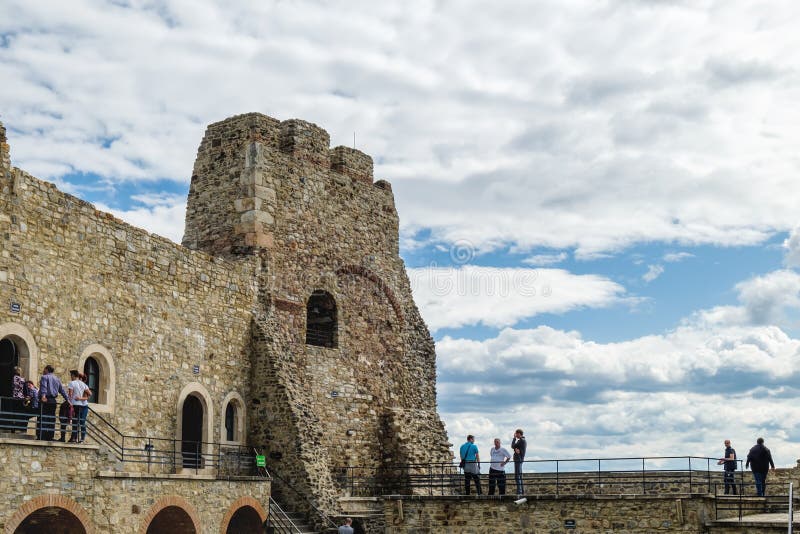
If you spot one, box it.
[306,291,337,348]
[83,357,100,404]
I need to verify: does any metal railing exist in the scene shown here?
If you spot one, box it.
[337,456,751,497]
[714,482,795,521]
[0,396,263,478]
[267,466,339,532]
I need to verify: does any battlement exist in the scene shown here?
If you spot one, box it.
[184,113,393,258]
[0,121,10,173]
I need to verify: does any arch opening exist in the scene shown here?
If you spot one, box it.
[146,505,197,534]
[181,394,204,469]
[306,290,337,347]
[14,506,87,534]
[225,505,263,534]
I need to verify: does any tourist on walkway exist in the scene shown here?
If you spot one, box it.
[488,437,511,495]
[338,517,354,534]
[745,437,775,496]
[38,365,70,441]
[24,380,39,438]
[460,434,482,495]
[717,439,737,495]
[67,370,91,443]
[511,428,527,495]
[10,366,26,432]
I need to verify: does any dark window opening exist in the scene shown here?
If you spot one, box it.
[305,291,337,348]
[83,357,100,404]
[225,402,236,442]
[181,395,204,469]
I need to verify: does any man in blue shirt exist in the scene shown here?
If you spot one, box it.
[459,434,482,495]
[38,365,70,441]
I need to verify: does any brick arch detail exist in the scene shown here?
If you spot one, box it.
[138,495,201,534]
[218,496,268,534]
[335,265,404,325]
[4,494,95,534]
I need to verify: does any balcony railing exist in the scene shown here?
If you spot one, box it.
[0,396,264,478]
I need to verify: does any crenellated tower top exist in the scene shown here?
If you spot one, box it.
[0,121,10,173]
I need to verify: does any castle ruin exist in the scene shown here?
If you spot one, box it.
[0,114,452,533]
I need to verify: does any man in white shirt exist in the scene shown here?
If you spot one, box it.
[488,438,512,495]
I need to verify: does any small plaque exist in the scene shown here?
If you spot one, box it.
[192,365,200,374]
[10,302,20,313]
[330,391,339,398]
[256,455,266,467]
[565,519,576,529]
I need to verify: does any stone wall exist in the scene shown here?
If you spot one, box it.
[0,162,257,451]
[183,113,452,519]
[383,495,717,534]
[0,439,270,534]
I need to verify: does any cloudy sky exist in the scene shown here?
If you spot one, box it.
[4,0,800,467]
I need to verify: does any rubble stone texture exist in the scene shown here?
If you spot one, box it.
[0,113,452,528]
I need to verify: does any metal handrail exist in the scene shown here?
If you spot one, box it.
[337,456,748,497]
[268,466,339,530]
[267,497,303,534]
[0,397,266,478]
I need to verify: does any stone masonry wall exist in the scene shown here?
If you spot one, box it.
[383,495,716,534]
[0,440,270,533]
[183,113,452,518]
[0,141,257,450]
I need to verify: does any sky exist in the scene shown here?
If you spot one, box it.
[3,0,800,468]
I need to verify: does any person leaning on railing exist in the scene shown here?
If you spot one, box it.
[9,366,26,432]
[67,370,91,443]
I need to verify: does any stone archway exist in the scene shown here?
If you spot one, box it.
[0,322,38,388]
[219,497,267,534]
[5,495,94,534]
[139,496,201,534]
[176,382,214,473]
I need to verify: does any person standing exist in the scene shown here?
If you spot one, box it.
[488,438,512,495]
[511,428,527,496]
[745,437,775,497]
[717,439,737,495]
[460,434,482,495]
[38,365,70,441]
[338,517,354,534]
[10,366,26,432]
[67,370,91,443]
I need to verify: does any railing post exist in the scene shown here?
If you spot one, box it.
[597,459,601,495]
[789,482,793,534]
[121,435,125,463]
[689,457,692,494]
[707,457,711,494]
[642,458,646,494]
[556,460,560,498]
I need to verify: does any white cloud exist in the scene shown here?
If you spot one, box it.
[642,264,664,282]
[783,225,800,268]
[1,1,800,256]
[408,266,627,331]
[522,252,568,266]
[663,252,694,262]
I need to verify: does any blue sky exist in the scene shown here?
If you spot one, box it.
[4,0,800,466]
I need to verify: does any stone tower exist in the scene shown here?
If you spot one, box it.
[183,113,452,517]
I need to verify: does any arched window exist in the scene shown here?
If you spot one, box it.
[0,337,18,398]
[83,357,100,404]
[225,402,236,442]
[306,290,337,348]
[78,344,116,413]
[220,392,246,444]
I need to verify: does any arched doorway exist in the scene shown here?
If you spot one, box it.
[146,506,197,534]
[225,505,263,534]
[14,506,87,534]
[0,337,19,397]
[181,394,203,468]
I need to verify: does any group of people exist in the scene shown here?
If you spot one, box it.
[718,437,775,497]
[7,365,92,443]
[459,429,526,496]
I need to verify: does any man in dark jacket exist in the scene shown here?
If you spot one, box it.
[511,428,527,496]
[717,439,737,494]
[745,437,775,496]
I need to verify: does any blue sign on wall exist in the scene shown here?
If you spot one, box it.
[10,302,20,313]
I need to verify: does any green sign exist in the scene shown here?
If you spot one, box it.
[256,455,266,468]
